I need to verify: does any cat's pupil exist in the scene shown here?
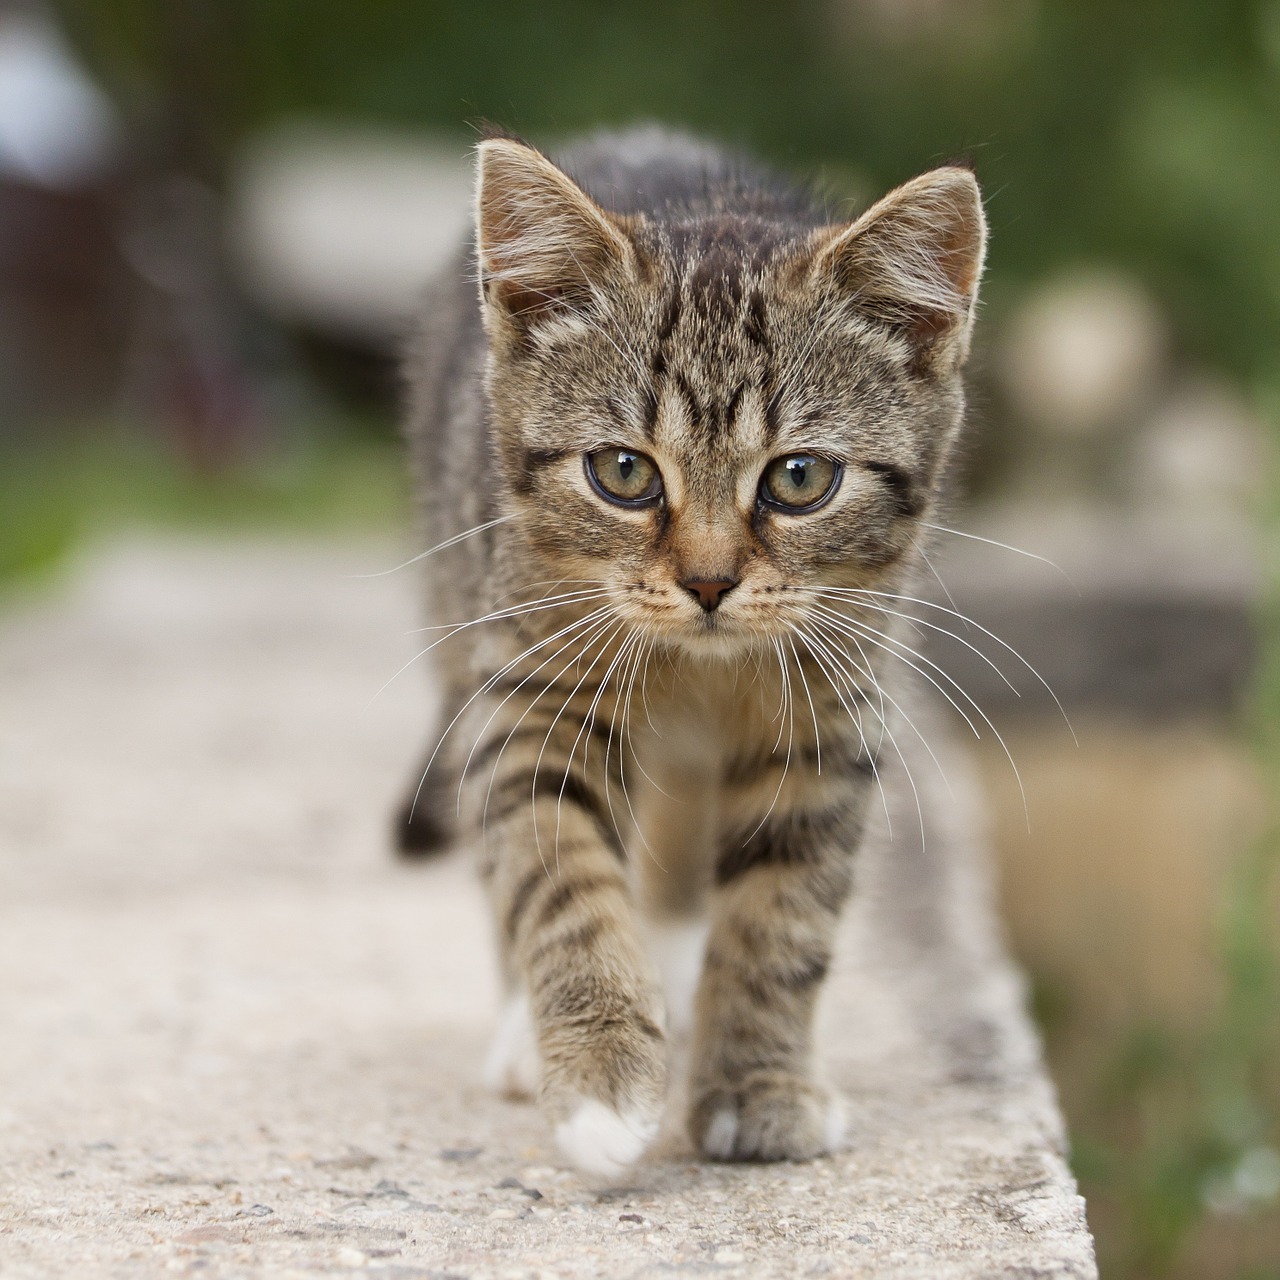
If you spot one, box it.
[788,459,809,487]
[619,454,634,479]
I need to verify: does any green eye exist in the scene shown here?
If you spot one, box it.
[761,454,841,512]
[585,448,663,506]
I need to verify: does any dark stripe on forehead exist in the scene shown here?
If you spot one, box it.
[673,370,701,424]
[650,290,681,382]
[724,381,747,431]
[744,290,769,350]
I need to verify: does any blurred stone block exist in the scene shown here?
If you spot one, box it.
[922,506,1258,719]
[229,125,472,343]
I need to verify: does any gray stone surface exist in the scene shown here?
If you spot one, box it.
[0,536,1096,1278]
[925,505,1257,719]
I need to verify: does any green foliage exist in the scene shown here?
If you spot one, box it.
[56,0,1280,390]
[0,423,405,594]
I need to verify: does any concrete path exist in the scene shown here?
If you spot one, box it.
[0,537,1096,1278]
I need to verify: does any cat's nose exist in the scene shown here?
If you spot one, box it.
[682,578,739,612]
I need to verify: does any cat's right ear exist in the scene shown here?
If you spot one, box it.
[475,137,636,340]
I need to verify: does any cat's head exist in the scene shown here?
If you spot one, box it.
[474,135,985,658]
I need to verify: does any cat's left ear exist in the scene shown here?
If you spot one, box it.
[811,166,987,371]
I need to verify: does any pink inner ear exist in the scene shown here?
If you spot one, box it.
[476,140,634,332]
[484,272,570,321]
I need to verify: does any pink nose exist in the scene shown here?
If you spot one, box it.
[682,578,738,612]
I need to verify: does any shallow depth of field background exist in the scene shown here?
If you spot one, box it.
[2,2,1278,1275]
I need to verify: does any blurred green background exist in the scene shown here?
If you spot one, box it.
[2,2,1278,1274]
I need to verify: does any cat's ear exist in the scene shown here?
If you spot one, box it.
[811,166,986,370]
[475,137,636,338]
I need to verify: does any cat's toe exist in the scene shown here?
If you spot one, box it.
[690,1074,845,1162]
[482,994,539,1100]
[554,1098,659,1181]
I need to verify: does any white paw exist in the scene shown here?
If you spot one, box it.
[554,1098,658,1181]
[646,917,709,1039]
[482,994,539,1100]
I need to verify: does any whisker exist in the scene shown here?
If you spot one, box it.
[812,603,1028,827]
[798,623,899,839]
[405,604,614,828]
[556,626,640,860]
[477,613,622,872]
[405,587,610,634]
[741,639,795,845]
[914,538,967,630]
[529,618,631,871]
[806,588,1021,698]
[372,588,610,706]
[920,520,1077,589]
[811,603,982,738]
[819,586,1075,742]
[350,514,516,578]
[787,635,822,776]
[597,630,666,867]
[804,616,950,840]
[453,607,618,811]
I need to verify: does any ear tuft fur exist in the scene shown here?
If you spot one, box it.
[475,138,635,336]
[813,166,986,369]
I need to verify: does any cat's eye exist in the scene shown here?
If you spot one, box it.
[760,454,841,513]
[585,447,663,507]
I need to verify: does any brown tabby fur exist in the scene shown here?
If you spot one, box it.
[399,127,986,1175]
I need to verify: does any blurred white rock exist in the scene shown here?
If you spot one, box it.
[0,9,119,189]
[229,125,473,342]
[1131,374,1267,512]
[1000,269,1167,437]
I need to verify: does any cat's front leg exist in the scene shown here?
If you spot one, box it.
[688,775,866,1162]
[469,736,666,1180]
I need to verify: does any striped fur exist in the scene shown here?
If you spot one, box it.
[400,128,985,1175]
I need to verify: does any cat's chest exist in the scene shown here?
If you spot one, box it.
[632,656,796,774]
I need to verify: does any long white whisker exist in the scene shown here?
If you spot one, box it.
[478,614,621,872]
[820,587,1075,742]
[807,588,1021,698]
[556,626,639,861]
[530,618,630,871]
[798,623,899,839]
[406,587,610,634]
[742,639,795,845]
[787,635,822,776]
[920,521,1077,589]
[351,514,515,578]
[372,588,611,706]
[408,604,614,827]
[805,616,949,843]
[812,602,983,738]
[454,607,617,812]
[914,538,967,628]
[813,603,1028,827]
[600,632,665,865]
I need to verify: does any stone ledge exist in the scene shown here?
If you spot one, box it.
[0,536,1096,1278]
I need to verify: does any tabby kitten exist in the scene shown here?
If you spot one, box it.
[400,127,986,1179]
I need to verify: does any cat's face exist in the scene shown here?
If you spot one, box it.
[475,140,984,658]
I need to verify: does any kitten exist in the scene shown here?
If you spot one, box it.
[399,126,986,1178]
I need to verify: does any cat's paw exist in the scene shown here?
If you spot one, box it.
[554,1097,660,1181]
[482,994,539,1100]
[690,1073,846,1162]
